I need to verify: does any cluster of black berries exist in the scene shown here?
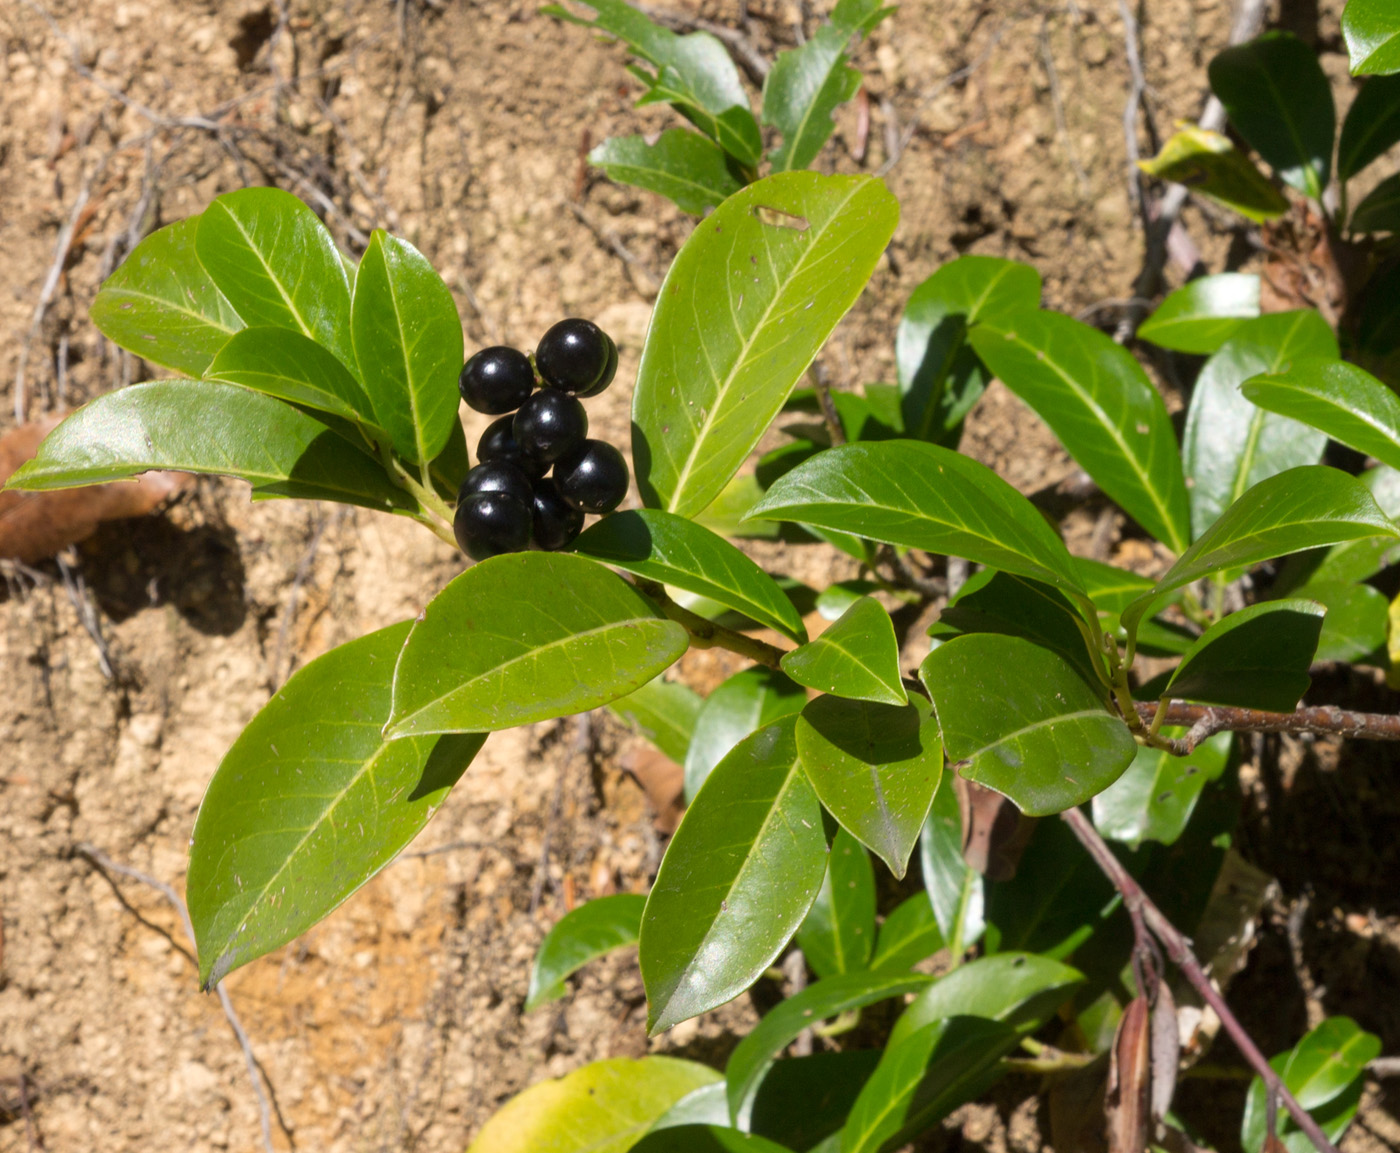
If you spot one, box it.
[454,318,629,561]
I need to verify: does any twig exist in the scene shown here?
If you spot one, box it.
[566,201,660,297]
[808,365,846,447]
[1060,809,1340,1153]
[15,1070,39,1151]
[1118,0,1147,218]
[1285,890,1326,1030]
[877,545,946,599]
[634,4,770,84]
[1134,700,1400,755]
[1370,1057,1400,1077]
[55,555,113,680]
[74,845,278,1153]
[530,715,590,915]
[1039,15,1091,198]
[634,579,790,669]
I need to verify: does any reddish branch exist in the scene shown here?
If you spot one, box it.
[1136,700,1400,755]
[1060,808,1339,1153]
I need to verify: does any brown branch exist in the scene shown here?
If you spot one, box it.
[1059,809,1339,1153]
[808,365,846,447]
[634,579,790,669]
[1135,701,1400,754]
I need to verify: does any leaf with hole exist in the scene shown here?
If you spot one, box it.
[1344,0,1400,75]
[525,893,647,1011]
[781,596,905,705]
[207,326,378,426]
[641,717,827,1034]
[870,893,943,974]
[684,667,807,800]
[609,675,703,765]
[919,780,984,949]
[1136,273,1261,354]
[796,826,877,979]
[1137,127,1289,222]
[187,623,486,986]
[588,130,745,214]
[387,553,688,737]
[1092,731,1234,849]
[632,172,898,518]
[89,216,244,376]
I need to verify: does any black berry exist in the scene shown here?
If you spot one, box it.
[454,491,532,561]
[531,478,586,552]
[459,346,536,414]
[554,439,629,514]
[459,461,533,506]
[514,388,588,464]
[535,318,617,397]
[477,415,548,479]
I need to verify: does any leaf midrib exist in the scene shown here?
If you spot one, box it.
[964,708,1113,761]
[100,283,241,333]
[222,205,318,340]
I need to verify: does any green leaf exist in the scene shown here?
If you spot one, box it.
[90,216,243,375]
[1275,466,1400,589]
[1241,1017,1381,1153]
[634,1127,794,1153]
[641,717,827,1033]
[649,1083,731,1132]
[589,130,744,215]
[870,893,943,974]
[1344,0,1400,75]
[970,310,1191,553]
[195,187,355,369]
[781,597,905,705]
[796,826,877,979]
[724,971,935,1123]
[387,553,688,737]
[1136,273,1261,354]
[1137,127,1290,222]
[919,782,984,948]
[1358,259,1400,375]
[3,380,414,514]
[795,695,943,877]
[1294,579,1389,662]
[684,667,807,800]
[1243,357,1400,474]
[1350,170,1400,232]
[900,258,1041,445]
[351,229,464,466]
[207,326,378,426]
[632,172,899,518]
[467,1056,721,1153]
[609,674,703,765]
[748,1051,881,1151]
[1339,73,1400,179]
[841,1016,1018,1153]
[525,893,647,1011]
[1183,311,1337,539]
[1076,558,1197,658]
[1165,599,1326,711]
[746,441,1088,599]
[1121,466,1400,653]
[574,509,807,643]
[1208,32,1335,198]
[921,635,1136,817]
[187,623,485,986]
[817,579,882,620]
[1092,731,1234,849]
[762,0,894,172]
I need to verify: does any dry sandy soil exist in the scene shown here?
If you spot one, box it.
[0,0,1396,1150]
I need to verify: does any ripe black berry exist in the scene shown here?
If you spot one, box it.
[513,389,588,464]
[535,318,617,397]
[531,478,586,552]
[459,346,535,414]
[459,461,533,506]
[554,439,629,514]
[477,415,548,480]
[454,492,532,561]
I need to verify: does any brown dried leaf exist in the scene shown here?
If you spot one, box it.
[620,748,685,835]
[1106,994,1151,1153]
[1150,981,1180,1125]
[956,776,1037,881]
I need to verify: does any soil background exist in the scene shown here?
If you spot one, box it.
[0,0,1396,1151]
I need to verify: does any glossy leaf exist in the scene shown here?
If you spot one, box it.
[1120,467,1400,653]
[90,216,243,376]
[1092,731,1234,849]
[1164,599,1325,711]
[1295,580,1389,662]
[649,1084,732,1132]
[387,553,688,737]
[589,130,744,214]
[1340,73,1400,179]
[632,172,898,518]
[921,634,1136,817]
[4,380,413,513]
[187,624,486,986]
[870,893,943,974]
[684,667,807,800]
[351,230,464,466]
[919,782,984,948]
[208,326,377,425]
[467,1056,720,1153]
[1243,357,1400,474]
[725,971,935,1123]
[781,597,905,705]
[525,893,647,1011]
[763,0,893,171]
[1275,466,1400,589]
[897,256,1041,443]
[1208,32,1335,198]
[635,1127,794,1153]
[641,717,827,1033]
[817,579,882,620]
[748,1051,881,1151]
[1136,273,1261,355]
[1137,127,1289,222]
[1350,170,1400,232]
[195,187,355,369]
[796,695,943,877]
[1344,0,1400,75]
[970,310,1191,552]
[1076,558,1197,658]
[746,441,1088,599]
[609,674,703,765]
[1183,311,1336,538]
[796,826,877,979]
[575,509,806,643]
